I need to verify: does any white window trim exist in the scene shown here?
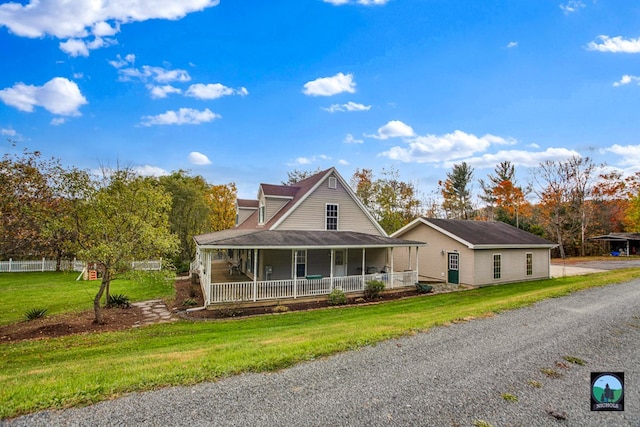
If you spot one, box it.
[258,201,265,225]
[328,176,337,189]
[493,253,502,280]
[525,252,533,276]
[326,203,339,231]
[294,250,307,278]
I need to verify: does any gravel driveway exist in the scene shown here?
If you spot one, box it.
[6,279,640,427]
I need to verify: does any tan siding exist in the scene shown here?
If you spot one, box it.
[394,222,551,286]
[265,197,290,223]
[262,249,292,280]
[277,172,382,235]
[237,208,255,226]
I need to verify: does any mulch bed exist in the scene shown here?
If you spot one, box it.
[0,275,447,343]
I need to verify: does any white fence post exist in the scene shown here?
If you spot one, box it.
[9,258,12,272]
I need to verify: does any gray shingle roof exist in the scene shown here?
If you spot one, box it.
[423,218,554,247]
[194,230,424,248]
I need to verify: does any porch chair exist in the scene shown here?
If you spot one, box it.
[229,259,241,275]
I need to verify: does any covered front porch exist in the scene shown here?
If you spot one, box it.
[193,230,424,306]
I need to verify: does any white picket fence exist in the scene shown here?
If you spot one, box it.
[0,258,163,273]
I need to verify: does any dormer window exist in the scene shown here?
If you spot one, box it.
[328,177,337,189]
[259,201,265,224]
[326,203,338,230]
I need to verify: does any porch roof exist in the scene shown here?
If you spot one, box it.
[194,229,425,250]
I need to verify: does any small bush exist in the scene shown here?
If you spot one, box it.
[106,293,131,308]
[183,298,198,307]
[415,282,433,294]
[327,289,347,306]
[364,280,385,300]
[24,307,48,321]
[272,305,290,313]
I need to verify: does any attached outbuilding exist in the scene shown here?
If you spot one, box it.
[391,218,556,287]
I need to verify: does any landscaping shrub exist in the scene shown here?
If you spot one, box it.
[364,280,385,300]
[24,307,48,321]
[415,282,433,294]
[327,289,347,305]
[106,293,131,308]
[183,298,198,307]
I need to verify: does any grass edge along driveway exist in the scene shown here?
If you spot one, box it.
[2,269,640,419]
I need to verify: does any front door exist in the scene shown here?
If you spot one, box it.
[447,252,459,284]
[334,250,346,277]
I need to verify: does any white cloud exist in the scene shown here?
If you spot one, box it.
[140,108,220,126]
[366,120,415,140]
[135,165,169,177]
[324,0,388,5]
[560,1,585,14]
[459,147,580,169]
[379,130,515,163]
[323,101,371,113]
[605,144,640,167]
[587,35,640,53]
[60,36,116,57]
[50,117,66,126]
[338,159,349,166]
[148,85,182,99]
[303,72,356,96]
[507,41,518,48]
[344,133,364,144]
[188,151,211,165]
[613,75,640,87]
[185,83,248,100]
[109,53,135,68]
[116,64,191,83]
[0,0,219,55]
[1,128,17,136]
[0,77,87,116]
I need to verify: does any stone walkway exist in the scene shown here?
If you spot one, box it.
[131,299,177,326]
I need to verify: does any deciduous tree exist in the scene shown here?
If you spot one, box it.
[74,168,178,324]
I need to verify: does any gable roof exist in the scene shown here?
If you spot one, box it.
[237,167,386,235]
[392,217,555,249]
[591,232,640,242]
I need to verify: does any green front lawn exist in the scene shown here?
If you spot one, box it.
[0,271,175,326]
[2,268,640,419]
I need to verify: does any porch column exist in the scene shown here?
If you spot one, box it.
[253,249,258,302]
[203,250,212,305]
[408,247,412,270]
[415,246,419,284]
[330,249,334,291]
[362,248,366,290]
[390,247,394,289]
[293,250,298,299]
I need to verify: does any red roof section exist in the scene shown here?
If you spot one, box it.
[236,168,333,230]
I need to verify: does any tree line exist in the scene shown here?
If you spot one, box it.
[4,146,640,321]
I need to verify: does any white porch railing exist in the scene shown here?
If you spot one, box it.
[207,271,418,304]
[0,258,163,273]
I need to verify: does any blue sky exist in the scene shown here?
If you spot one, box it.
[1,0,640,200]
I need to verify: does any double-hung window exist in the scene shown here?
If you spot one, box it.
[295,250,307,277]
[258,201,265,224]
[526,253,533,276]
[326,204,338,230]
[493,254,502,280]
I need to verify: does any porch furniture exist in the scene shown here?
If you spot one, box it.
[229,259,241,275]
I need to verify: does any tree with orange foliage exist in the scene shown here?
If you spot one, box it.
[208,182,237,231]
[479,161,531,228]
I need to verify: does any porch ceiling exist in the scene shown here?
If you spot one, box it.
[194,229,425,249]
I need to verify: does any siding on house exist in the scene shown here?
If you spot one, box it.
[277,172,382,235]
[264,196,290,224]
[261,249,292,280]
[392,218,554,286]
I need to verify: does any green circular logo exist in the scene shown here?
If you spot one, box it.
[592,373,623,404]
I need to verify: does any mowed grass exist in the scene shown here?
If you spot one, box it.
[2,268,640,419]
[0,271,175,326]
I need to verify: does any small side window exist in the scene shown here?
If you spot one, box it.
[328,177,337,189]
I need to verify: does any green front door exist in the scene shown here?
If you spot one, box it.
[447,252,459,284]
